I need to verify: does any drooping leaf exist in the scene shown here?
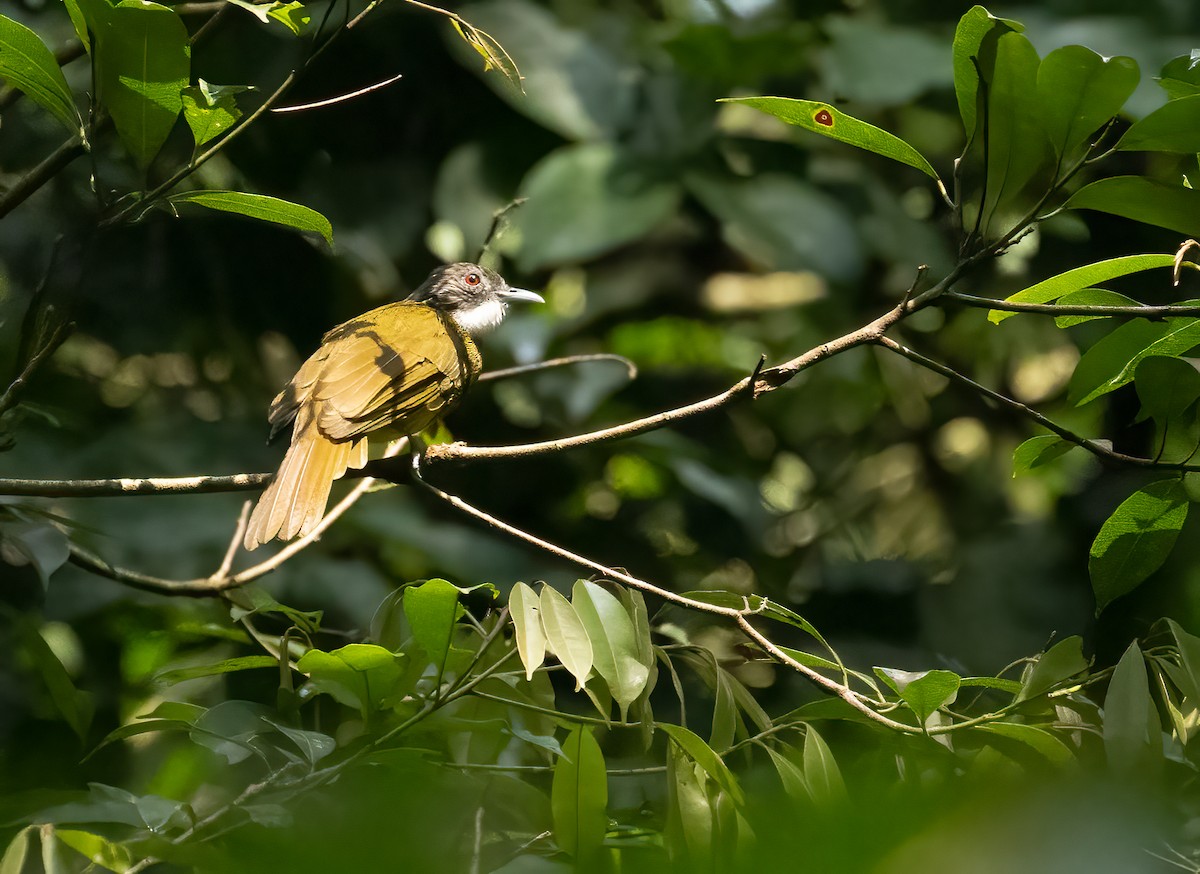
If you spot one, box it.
[539,584,593,691]
[1068,177,1200,238]
[295,644,406,716]
[1036,46,1137,161]
[1070,317,1200,406]
[1135,356,1200,422]
[802,727,848,805]
[720,97,938,179]
[56,829,134,872]
[571,580,651,720]
[764,745,808,802]
[180,80,250,149]
[551,726,607,861]
[1017,636,1089,702]
[17,621,93,740]
[86,0,190,168]
[989,254,1177,323]
[166,191,334,245]
[1012,434,1078,476]
[952,5,1023,138]
[875,668,960,723]
[658,723,744,806]
[1089,479,1189,614]
[0,828,32,874]
[0,15,84,138]
[1119,94,1200,153]
[666,739,713,862]
[451,17,522,91]
[403,578,465,677]
[1103,641,1162,775]
[509,582,546,681]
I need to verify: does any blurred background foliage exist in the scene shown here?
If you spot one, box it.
[3,0,1200,869]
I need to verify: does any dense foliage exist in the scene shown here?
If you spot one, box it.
[3,0,1200,870]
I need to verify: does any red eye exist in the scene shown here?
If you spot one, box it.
[465,272,481,286]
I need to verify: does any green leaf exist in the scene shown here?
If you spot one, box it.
[296,643,405,716]
[1119,94,1200,153]
[1054,288,1144,328]
[189,700,272,764]
[403,578,465,677]
[980,32,1053,236]
[571,580,651,721]
[658,723,744,806]
[56,829,133,873]
[451,17,522,91]
[875,668,960,723]
[952,5,1022,138]
[509,582,546,681]
[180,80,249,148]
[1036,47,1137,161]
[1104,641,1162,775]
[262,717,335,764]
[1012,435,1076,476]
[152,655,277,686]
[62,0,90,53]
[1068,177,1200,238]
[87,0,190,168]
[225,0,311,34]
[1017,636,1089,702]
[1089,479,1189,614]
[0,15,84,138]
[1135,356,1200,422]
[551,726,607,861]
[1158,54,1200,100]
[764,745,808,802]
[802,727,848,805]
[686,171,862,282]
[514,143,680,271]
[1070,317,1200,406]
[0,828,32,874]
[666,739,713,862]
[166,191,334,245]
[720,97,938,179]
[227,584,322,632]
[775,645,881,697]
[539,585,592,691]
[989,254,1177,324]
[0,518,69,586]
[973,722,1076,766]
[17,621,93,740]
[89,718,195,758]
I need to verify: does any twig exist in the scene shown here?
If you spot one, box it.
[945,291,1200,319]
[0,472,271,498]
[0,320,73,419]
[0,138,87,221]
[477,353,637,384]
[272,72,404,113]
[874,335,1200,472]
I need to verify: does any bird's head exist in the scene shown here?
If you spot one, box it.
[407,262,543,335]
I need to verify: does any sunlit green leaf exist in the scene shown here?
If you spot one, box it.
[1054,288,1144,328]
[225,0,310,34]
[551,726,607,860]
[1017,636,1089,702]
[1068,177,1200,238]
[56,829,134,872]
[451,17,522,91]
[539,584,593,691]
[1090,479,1188,614]
[720,96,938,179]
[404,578,465,677]
[571,580,651,720]
[0,15,84,138]
[1158,54,1200,100]
[990,254,1177,324]
[84,0,190,168]
[1119,94,1200,153]
[1036,46,1137,161]
[166,191,334,245]
[296,643,405,716]
[509,581,546,681]
[952,5,1023,137]
[180,80,249,149]
[1104,641,1162,775]
[1012,435,1077,476]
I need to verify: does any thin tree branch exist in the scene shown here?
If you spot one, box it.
[476,353,637,384]
[874,335,1200,472]
[0,473,271,498]
[0,138,88,222]
[945,291,1200,320]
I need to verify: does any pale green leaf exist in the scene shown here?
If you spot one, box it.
[153,655,277,686]
[0,15,83,138]
[571,580,651,720]
[658,723,744,806]
[509,582,546,681]
[973,722,1076,766]
[551,726,607,860]
[989,254,1176,324]
[1017,636,1089,702]
[1012,435,1076,476]
[539,584,592,690]
[1104,641,1162,774]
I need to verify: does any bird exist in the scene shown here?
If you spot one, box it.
[243,262,543,550]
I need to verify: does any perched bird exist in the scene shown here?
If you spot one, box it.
[243,262,543,550]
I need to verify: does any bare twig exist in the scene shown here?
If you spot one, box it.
[0,472,271,498]
[272,72,404,113]
[0,320,73,419]
[477,353,637,384]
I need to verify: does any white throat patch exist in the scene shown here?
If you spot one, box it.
[450,298,506,335]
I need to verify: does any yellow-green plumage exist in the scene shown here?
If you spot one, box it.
[243,301,481,550]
